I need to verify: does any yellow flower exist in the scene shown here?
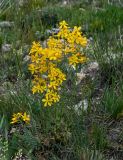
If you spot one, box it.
[32,78,46,94]
[52,92,60,103]
[79,55,88,63]
[80,37,88,47]
[10,117,18,124]
[29,20,88,107]
[69,53,88,67]
[22,112,30,123]
[28,64,36,74]
[42,95,53,107]
[42,90,60,106]
[48,81,59,90]
[69,55,79,66]
[29,41,42,55]
[59,20,69,28]
[10,112,30,124]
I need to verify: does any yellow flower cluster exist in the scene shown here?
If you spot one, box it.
[10,112,30,124]
[29,20,88,107]
[68,52,88,67]
[58,21,87,47]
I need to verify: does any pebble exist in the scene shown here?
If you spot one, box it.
[0,21,14,28]
[2,44,12,52]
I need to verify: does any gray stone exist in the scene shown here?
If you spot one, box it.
[23,55,30,62]
[0,21,14,28]
[2,44,12,53]
[45,28,60,36]
[86,61,99,74]
[62,0,70,5]
[52,28,60,33]
[45,28,72,36]
[77,61,99,84]
[74,99,88,112]
[45,29,52,35]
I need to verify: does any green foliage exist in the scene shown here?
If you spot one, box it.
[0,137,9,160]
[79,148,105,160]
[0,34,3,49]
[40,10,58,27]
[102,86,123,118]
[89,5,123,32]
[0,0,14,18]
[1,0,123,159]
[91,123,107,149]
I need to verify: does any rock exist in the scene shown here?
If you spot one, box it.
[62,0,70,5]
[52,28,60,34]
[67,99,88,114]
[2,44,12,53]
[76,99,88,110]
[10,128,16,134]
[77,61,99,84]
[77,72,86,84]
[45,29,52,35]
[23,55,30,62]
[45,28,60,36]
[45,27,72,37]
[86,62,99,77]
[63,1,67,5]
[0,21,14,28]
[74,99,88,114]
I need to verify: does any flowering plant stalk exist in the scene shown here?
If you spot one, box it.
[29,21,88,107]
[10,112,30,124]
